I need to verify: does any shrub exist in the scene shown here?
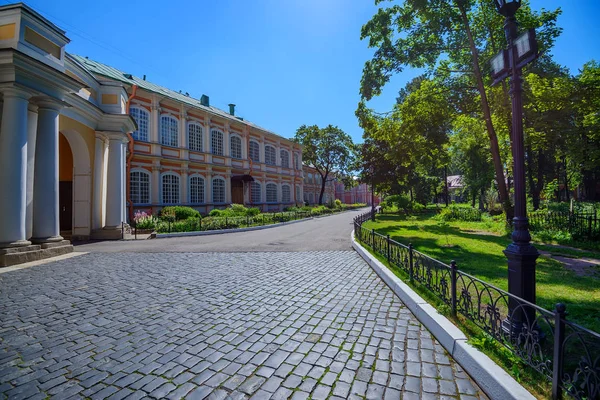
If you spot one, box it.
[245,207,261,217]
[412,202,425,213]
[335,199,343,209]
[386,194,411,213]
[230,203,247,215]
[437,205,482,222]
[160,206,200,220]
[133,211,157,230]
[209,209,223,217]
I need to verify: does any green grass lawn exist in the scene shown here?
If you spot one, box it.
[362,213,600,333]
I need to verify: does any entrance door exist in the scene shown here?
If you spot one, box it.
[231,180,244,204]
[59,181,73,231]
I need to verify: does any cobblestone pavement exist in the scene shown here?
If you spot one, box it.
[0,251,487,399]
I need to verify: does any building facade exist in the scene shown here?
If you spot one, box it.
[74,57,304,217]
[335,182,379,205]
[0,4,136,265]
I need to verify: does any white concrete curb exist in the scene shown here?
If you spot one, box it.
[155,217,312,238]
[351,231,535,400]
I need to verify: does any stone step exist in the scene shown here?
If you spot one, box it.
[0,244,42,255]
[0,243,73,268]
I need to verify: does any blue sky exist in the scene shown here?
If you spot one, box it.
[28,0,600,143]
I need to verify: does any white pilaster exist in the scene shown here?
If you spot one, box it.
[92,133,107,230]
[25,104,38,239]
[179,110,186,149]
[32,101,63,243]
[0,88,31,247]
[225,173,231,204]
[104,134,127,228]
[224,123,230,158]
[151,165,160,205]
[206,170,212,206]
[181,166,189,204]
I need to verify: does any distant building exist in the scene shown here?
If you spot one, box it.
[301,166,335,205]
[335,182,379,205]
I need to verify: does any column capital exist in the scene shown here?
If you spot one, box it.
[28,103,38,113]
[100,132,129,143]
[1,86,32,100]
[34,97,68,112]
[152,165,162,172]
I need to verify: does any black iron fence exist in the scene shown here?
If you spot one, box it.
[354,210,600,400]
[529,210,600,241]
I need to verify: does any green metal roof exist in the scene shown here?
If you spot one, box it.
[69,54,290,141]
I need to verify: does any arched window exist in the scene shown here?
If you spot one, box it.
[294,153,300,170]
[249,140,260,162]
[161,173,180,204]
[212,177,225,203]
[130,170,150,204]
[265,145,276,165]
[230,136,242,159]
[251,181,261,203]
[130,106,149,142]
[280,149,289,168]
[160,115,178,147]
[188,123,203,152]
[266,183,278,203]
[282,185,291,203]
[211,129,224,155]
[308,173,313,184]
[189,176,205,204]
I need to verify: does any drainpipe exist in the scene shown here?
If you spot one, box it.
[125,84,138,223]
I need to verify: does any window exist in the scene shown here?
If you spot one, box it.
[266,183,278,203]
[161,174,180,204]
[265,145,276,165]
[130,170,150,204]
[308,173,313,184]
[130,107,149,142]
[294,153,300,170]
[251,182,261,203]
[188,123,203,152]
[212,177,225,203]
[249,140,260,162]
[295,186,301,203]
[211,129,223,155]
[280,149,289,168]
[189,176,205,203]
[160,115,178,147]
[230,136,242,159]
[282,185,291,203]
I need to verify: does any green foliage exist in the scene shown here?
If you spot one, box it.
[294,124,356,205]
[159,206,200,220]
[412,202,425,213]
[133,211,157,230]
[335,199,342,209]
[209,209,223,217]
[385,194,411,212]
[245,207,261,216]
[437,205,482,222]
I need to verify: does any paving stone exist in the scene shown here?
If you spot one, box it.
[0,251,485,400]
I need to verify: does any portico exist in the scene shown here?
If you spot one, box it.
[0,3,135,266]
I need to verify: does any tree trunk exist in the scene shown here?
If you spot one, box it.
[318,172,327,205]
[479,187,485,211]
[457,2,510,217]
[444,166,449,206]
[472,189,476,208]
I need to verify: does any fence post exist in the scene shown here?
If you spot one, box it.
[450,260,457,316]
[409,243,414,281]
[552,303,566,400]
[199,217,202,231]
[371,229,375,250]
[386,235,390,262]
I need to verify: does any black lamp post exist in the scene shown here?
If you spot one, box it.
[491,0,539,332]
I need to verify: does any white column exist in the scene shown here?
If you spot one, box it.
[25,104,38,240]
[0,88,31,247]
[122,141,127,221]
[179,111,186,149]
[204,119,211,154]
[32,101,63,243]
[224,124,230,158]
[92,133,107,230]
[206,170,212,206]
[104,135,126,228]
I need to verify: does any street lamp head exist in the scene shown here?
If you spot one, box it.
[494,0,521,17]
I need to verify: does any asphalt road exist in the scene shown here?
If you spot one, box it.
[73,209,367,253]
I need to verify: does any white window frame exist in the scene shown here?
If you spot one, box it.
[130,106,149,142]
[230,135,242,159]
[130,168,151,204]
[160,115,179,147]
[189,174,205,204]
[265,145,276,166]
[212,177,226,203]
[188,122,203,152]
[282,184,291,203]
[161,172,180,204]
[250,181,261,203]
[211,129,224,156]
[266,182,278,203]
[280,149,290,168]
[249,140,260,162]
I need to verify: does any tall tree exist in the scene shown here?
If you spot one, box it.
[294,125,356,205]
[359,0,561,215]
